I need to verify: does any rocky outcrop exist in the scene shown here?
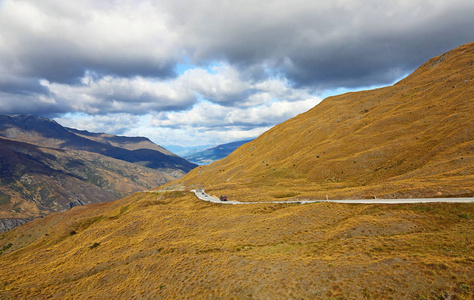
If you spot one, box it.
[0,218,33,233]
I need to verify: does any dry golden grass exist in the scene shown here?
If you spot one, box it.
[169,42,474,201]
[0,191,472,299]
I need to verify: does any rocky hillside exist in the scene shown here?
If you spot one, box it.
[171,42,474,201]
[0,115,197,226]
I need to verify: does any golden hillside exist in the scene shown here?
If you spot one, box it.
[0,191,473,299]
[172,42,474,201]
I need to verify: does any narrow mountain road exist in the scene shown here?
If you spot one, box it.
[192,189,474,205]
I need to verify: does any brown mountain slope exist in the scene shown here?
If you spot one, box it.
[171,42,474,201]
[0,136,177,220]
[0,115,196,228]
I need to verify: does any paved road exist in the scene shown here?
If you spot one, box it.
[192,189,474,205]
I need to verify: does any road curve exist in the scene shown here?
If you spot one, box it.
[192,189,474,205]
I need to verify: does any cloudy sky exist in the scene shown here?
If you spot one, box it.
[0,0,473,149]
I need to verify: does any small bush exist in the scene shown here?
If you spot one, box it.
[166,191,186,199]
[90,242,100,249]
[0,191,11,206]
[362,288,371,299]
[458,213,473,219]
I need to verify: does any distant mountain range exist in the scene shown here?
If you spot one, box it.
[164,144,213,158]
[0,114,197,230]
[185,139,253,165]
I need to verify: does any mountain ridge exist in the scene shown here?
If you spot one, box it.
[67,127,177,155]
[0,114,196,171]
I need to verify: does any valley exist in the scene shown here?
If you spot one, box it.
[0,42,472,299]
[185,139,254,165]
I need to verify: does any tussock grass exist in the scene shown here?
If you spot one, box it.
[0,191,472,299]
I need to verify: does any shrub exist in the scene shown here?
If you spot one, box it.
[0,243,13,255]
[460,284,469,293]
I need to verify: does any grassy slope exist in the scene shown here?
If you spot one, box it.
[0,191,472,299]
[171,42,473,201]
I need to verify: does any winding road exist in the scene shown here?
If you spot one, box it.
[192,189,474,205]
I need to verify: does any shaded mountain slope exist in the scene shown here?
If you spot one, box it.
[69,128,176,154]
[185,139,253,165]
[171,42,474,201]
[0,136,178,220]
[0,115,197,224]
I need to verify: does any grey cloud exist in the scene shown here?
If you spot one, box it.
[53,96,315,147]
[45,68,231,115]
[154,98,319,130]
[0,93,64,116]
[171,0,474,88]
[5,30,178,85]
[0,0,179,85]
[282,16,474,88]
[54,113,142,136]
[0,0,473,118]
[0,75,49,96]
